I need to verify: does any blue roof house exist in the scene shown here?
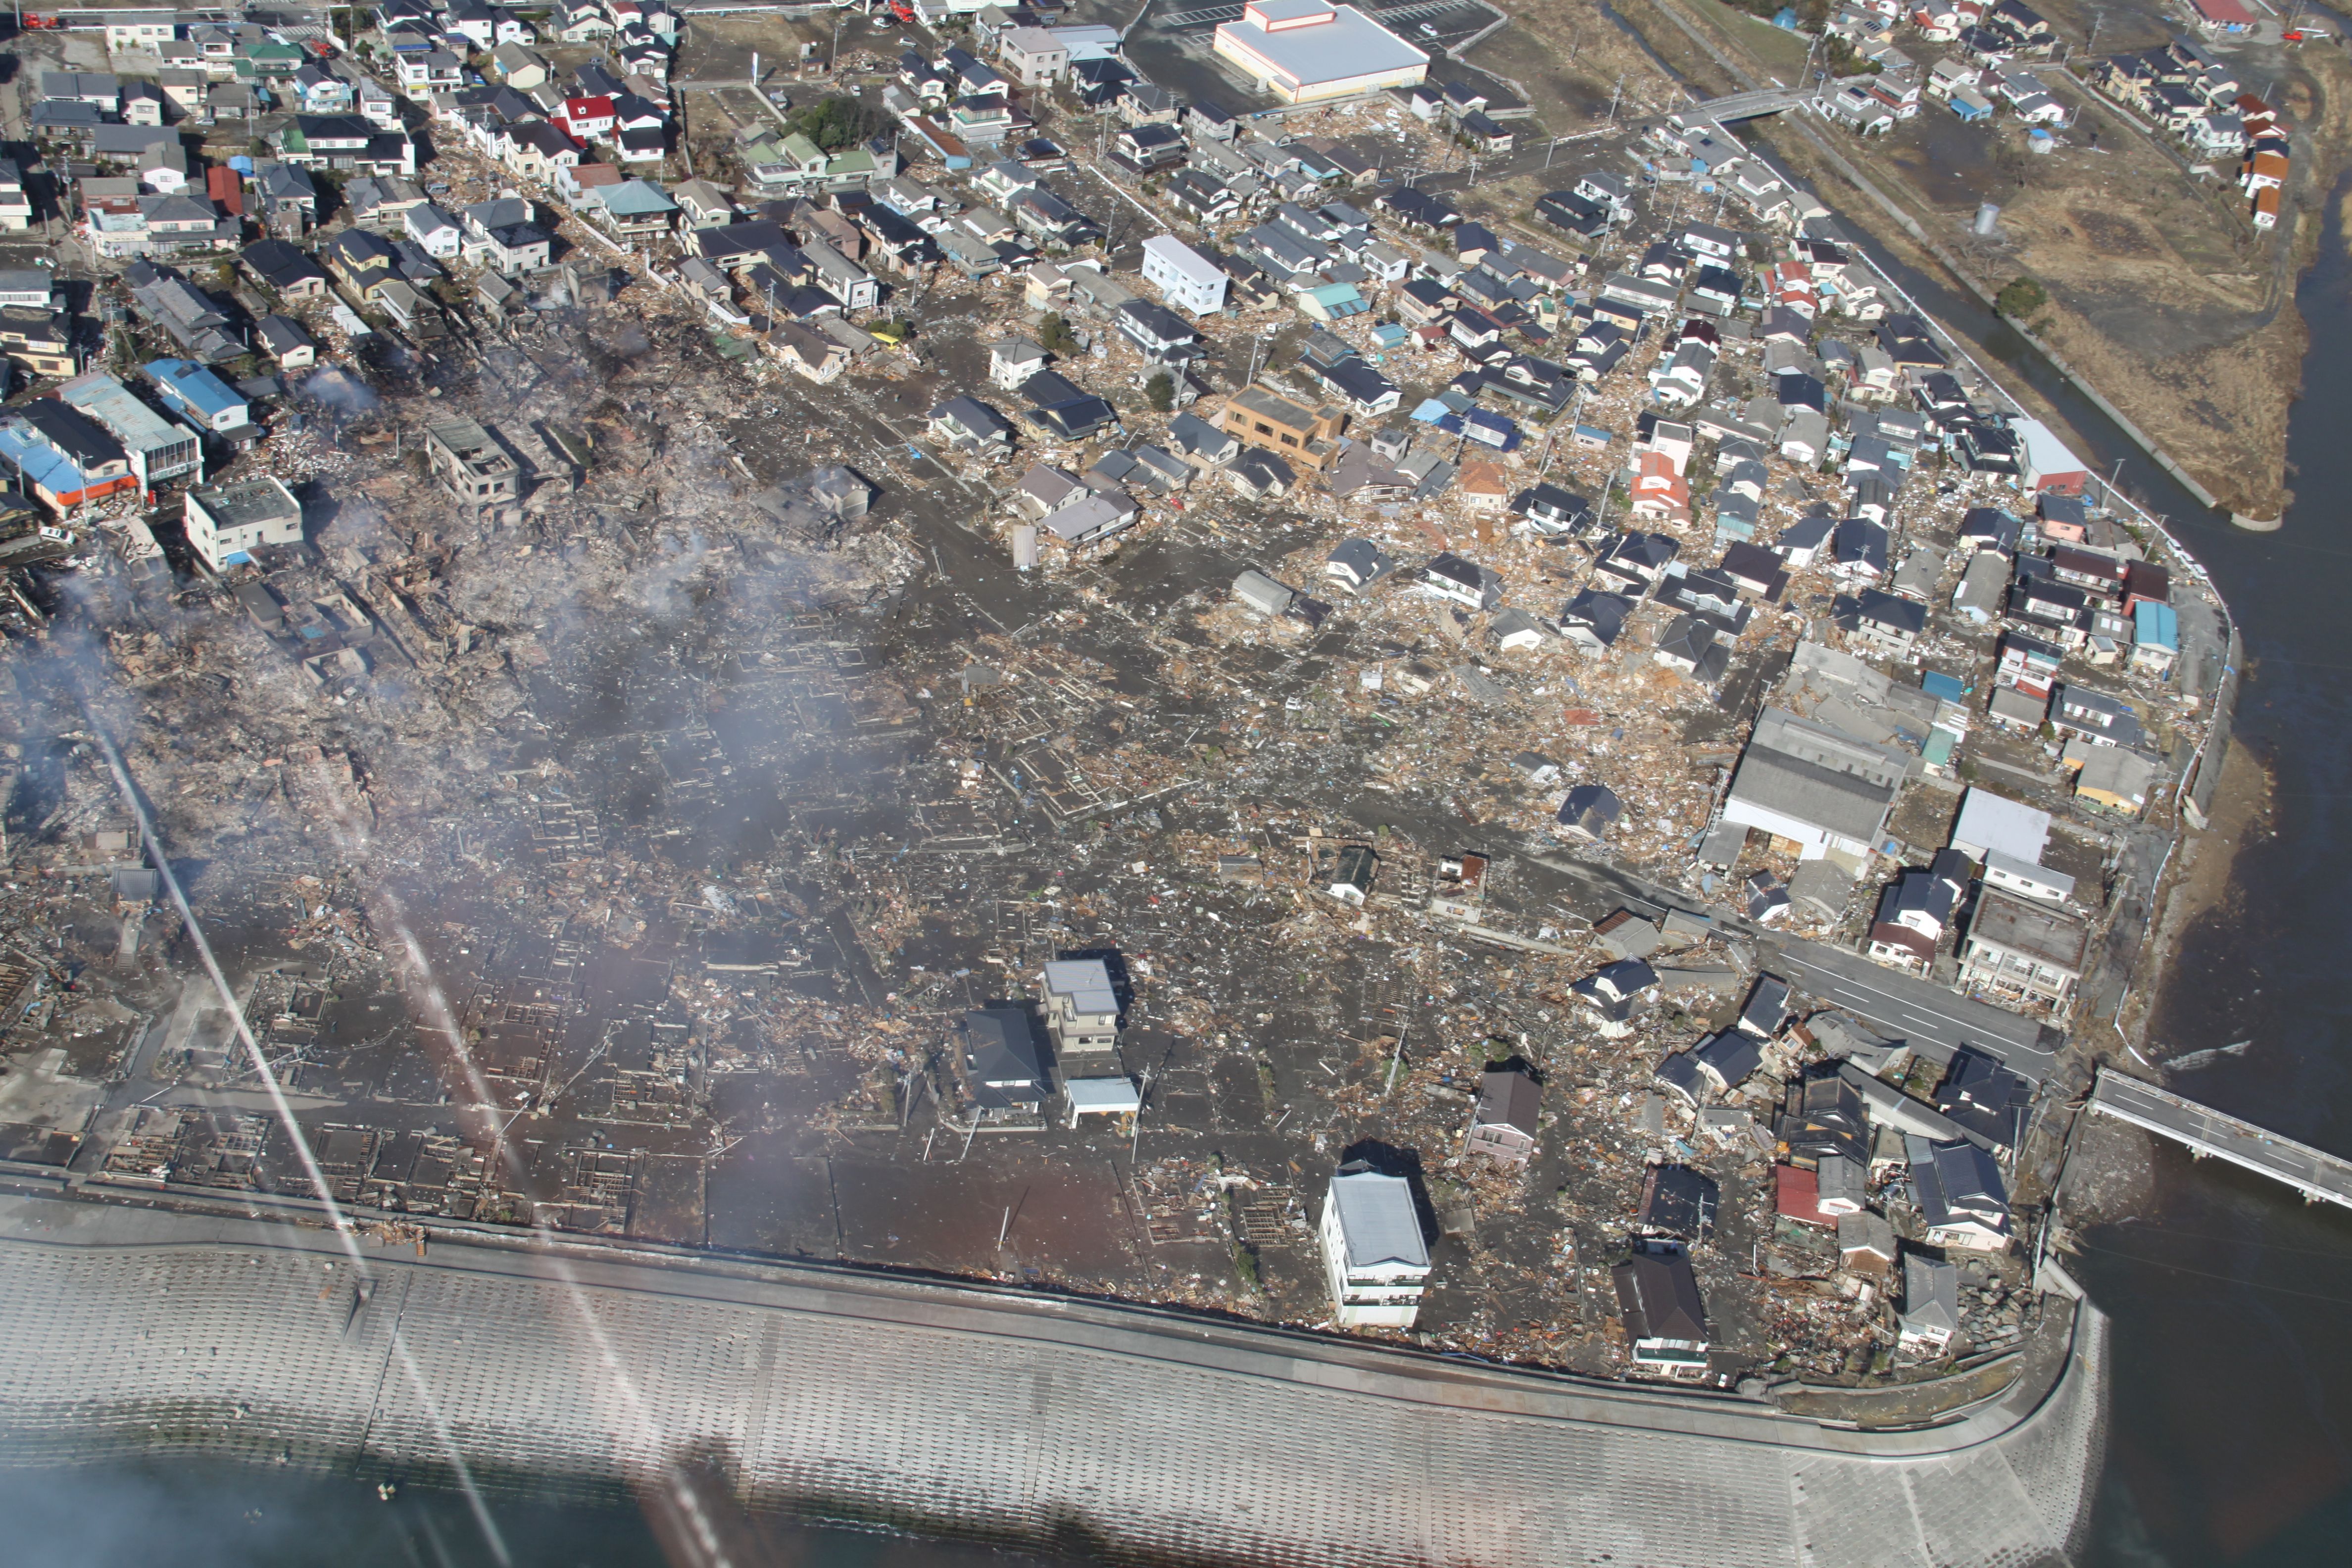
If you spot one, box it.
[145,358,251,433]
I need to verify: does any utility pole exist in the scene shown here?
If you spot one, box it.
[1607,74,1625,126]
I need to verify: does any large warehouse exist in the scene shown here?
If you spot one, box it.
[1211,0,1429,105]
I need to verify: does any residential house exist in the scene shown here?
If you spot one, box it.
[593,179,677,241]
[2066,741,2162,816]
[930,395,1016,457]
[1898,1254,1961,1351]
[1320,1163,1432,1328]
[0,305,77,380]
[1466,1067,1542,1166]
[1559,589,1633,657]
[461,196,551,274]
[255,313,316,370]
[124,264,242,360]
[1419,552,1502,611]
[1324,537,1396,593]
[1556,782,1623,840]
[671,179,735,230]
[403,202,463,259]
[1040,956,1120,1063]
[323,227,403,299]
[956,1005,1050,1122]
[241,238,331,299]
[1612,1240,1709,1379]
[145,358,248,433]
[1907,1135,2013,1250]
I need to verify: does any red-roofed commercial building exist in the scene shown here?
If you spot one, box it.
[2189,0,2254,33]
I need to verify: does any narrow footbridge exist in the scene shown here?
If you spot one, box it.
[2089,1068,2352,1211]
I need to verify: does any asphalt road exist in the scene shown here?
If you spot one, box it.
[1515,847,2060,1083]
[1759,936,2057,1080]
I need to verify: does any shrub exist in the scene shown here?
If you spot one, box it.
[1996,276,2049,320]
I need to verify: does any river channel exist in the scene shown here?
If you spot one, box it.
[1799,137,2352,1558]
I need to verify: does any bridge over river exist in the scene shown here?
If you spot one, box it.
[2089,1068,2352,1210]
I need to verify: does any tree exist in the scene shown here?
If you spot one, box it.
[1996,276,2048,320]
[1037,312,1079,357]
[1822,36,1881,77]
[1144,371,1175,412]
[784,95,884,153]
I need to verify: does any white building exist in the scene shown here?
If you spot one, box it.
[1062,1076,1141,1128]
[182,474,301,572]
[1320,1164,1431,1326]
[1211,0,1428,106]
[1719,706,1908,863]
[1897,1253,1960,1352]
[1139,234,1228,315]
[1949,787,2050,865]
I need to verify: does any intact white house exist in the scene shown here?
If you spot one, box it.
[1319,1163,1431,1327]
[183,474,301,572]
[1140,234,1227,315]
[1212,0,1428,106]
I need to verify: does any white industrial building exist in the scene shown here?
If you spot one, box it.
[1719,706,1909,863]
[1949,786,2050,865]
[1211,0,1428,106]
[1319,1163,1431,1326]
[1139,234,1227,315]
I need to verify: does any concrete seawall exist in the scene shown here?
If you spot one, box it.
[0,1188,2106,1568]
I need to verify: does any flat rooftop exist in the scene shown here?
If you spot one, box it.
[1214,2,1427,91]
[1969,889,2089,973]
[191,474,299,529]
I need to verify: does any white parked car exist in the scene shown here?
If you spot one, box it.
[38,526,71,543]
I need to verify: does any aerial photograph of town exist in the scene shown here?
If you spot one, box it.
[0,0,2349,1564]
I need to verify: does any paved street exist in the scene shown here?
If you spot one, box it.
[1759,937,2056,1080]
[1517,848,2059,1082]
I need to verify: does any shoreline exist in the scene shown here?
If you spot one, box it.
[2122,737,2276,1060]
